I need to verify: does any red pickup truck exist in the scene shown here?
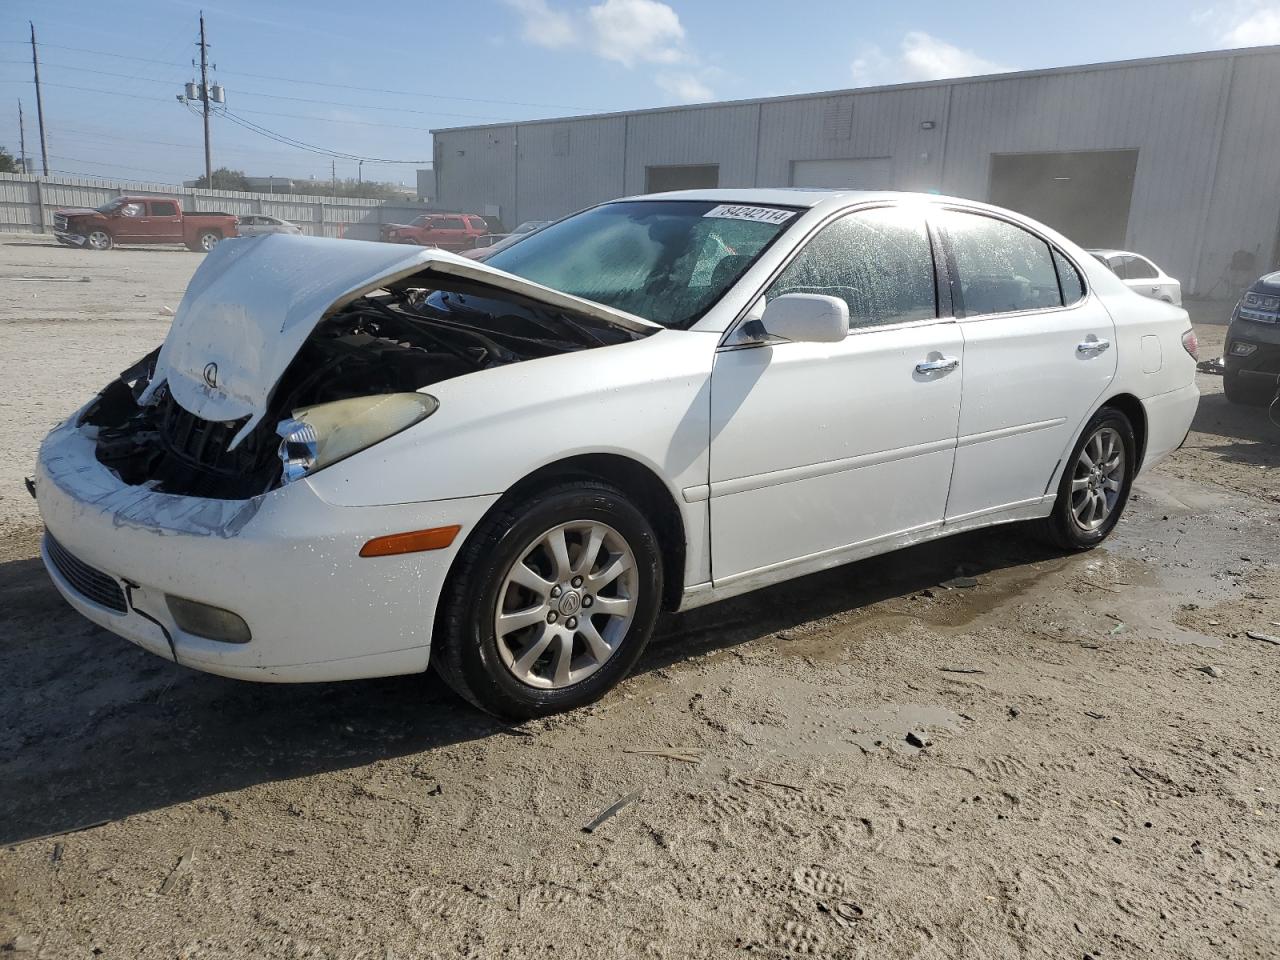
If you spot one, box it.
[53,197,239,252]
[379,212,490,250]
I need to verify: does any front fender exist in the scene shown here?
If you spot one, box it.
[304,330,716,511]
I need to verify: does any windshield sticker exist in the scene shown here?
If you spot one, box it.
[703,204,797,225]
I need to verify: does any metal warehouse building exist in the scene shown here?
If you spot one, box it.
[432,45,1280,296]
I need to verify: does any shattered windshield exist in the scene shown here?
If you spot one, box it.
[483,200,798,328]
[93,199,126,214]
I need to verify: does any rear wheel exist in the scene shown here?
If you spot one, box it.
[434,481,662,719]
[196,230,221,253]
[1035,408,1135,551]
[85,230,112,251]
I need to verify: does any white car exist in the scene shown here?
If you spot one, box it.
[34,190,1200,718]
[236,214,302,237]
[1088,249,1182,305]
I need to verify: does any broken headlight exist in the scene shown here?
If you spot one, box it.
[276,392,439,485]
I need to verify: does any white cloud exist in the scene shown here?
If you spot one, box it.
[852,31,1013,86]
[587,0,687,66]
[1215,1,1280,45]
[505,0,712,99]
[656,70,714,102]
[503,0,578,49]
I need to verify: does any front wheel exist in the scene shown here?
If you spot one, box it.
[85,230,112,251]
[434,481,663,719]
[1035,408,1136,551]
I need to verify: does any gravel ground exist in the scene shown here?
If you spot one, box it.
[1,237,1278,959]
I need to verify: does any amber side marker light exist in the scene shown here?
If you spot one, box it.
[359,525,462,558]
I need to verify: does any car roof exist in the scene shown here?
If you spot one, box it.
[616,187,910,208]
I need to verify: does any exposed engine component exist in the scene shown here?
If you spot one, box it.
[81,281,636,499]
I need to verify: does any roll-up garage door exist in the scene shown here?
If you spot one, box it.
[791,158,893,190]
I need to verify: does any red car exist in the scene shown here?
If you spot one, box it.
[380,213,490,250]
[53,197,239,252]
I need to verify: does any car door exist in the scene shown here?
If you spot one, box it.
[147,200,183,242]
[435,216,468,250]
[937,208,1116,522]
[109,200,147,241]
[708,204,964,583]
[237,215,263,237]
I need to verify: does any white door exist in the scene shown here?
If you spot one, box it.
[709,205,963,583]
[936,208,1117,522]
[792,158,893,190]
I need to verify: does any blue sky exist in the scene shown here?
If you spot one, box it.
[2,0,1279,186]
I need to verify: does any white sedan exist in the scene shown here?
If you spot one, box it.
[236,214,303,237]
[1088,249,1182,305]
[34,189,1200,718]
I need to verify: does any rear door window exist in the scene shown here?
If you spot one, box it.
[440,217,466,230]
[940,210,1063,316]
[767,206,937,328]
[151,201,178,217]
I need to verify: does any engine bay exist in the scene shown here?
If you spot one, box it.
[80,280,641,499]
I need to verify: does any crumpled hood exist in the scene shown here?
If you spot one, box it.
[56,207,101,219]
[139,234,658,446]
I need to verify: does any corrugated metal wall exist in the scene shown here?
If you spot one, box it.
[0,173,442,240]
[435,46,1280,294]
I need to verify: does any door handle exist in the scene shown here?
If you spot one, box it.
[915,356,960,373]
[1076,336,1111,356]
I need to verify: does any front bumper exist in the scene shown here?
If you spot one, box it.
[1224,316,1280,384]
[34,419,498,682]
[54,230,86,247]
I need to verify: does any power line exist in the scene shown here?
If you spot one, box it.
[216,107,432,164]
[0,79,475,130]
[0,40,600,111]
[0,58,518,121]
[0,75,514,124]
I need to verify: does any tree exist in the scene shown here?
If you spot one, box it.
[190,167,250,191]
[0,146,19,174]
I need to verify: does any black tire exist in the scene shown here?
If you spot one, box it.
[1035,407,1136,551]
[1223,369,1275,407]
[195,230,221,253]
[434,481,663,719]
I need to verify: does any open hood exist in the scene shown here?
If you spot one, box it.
[139,234,659,441]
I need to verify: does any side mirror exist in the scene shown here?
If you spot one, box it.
[759,293,849,343]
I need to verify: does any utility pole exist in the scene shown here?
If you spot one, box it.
[18,100,27,174]
[357,160,363,187]
[198,11,212,186]
[331,159,336,197]
[29,23,49,176]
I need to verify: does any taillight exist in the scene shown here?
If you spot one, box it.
[1181,330,1198,359]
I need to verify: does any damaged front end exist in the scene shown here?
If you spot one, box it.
[75,235,656,502]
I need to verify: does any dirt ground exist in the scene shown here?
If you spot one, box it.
[1,237,1278,960]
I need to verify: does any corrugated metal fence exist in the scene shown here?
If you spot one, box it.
[0,173,442,241]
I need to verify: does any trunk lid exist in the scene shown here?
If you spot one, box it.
[140,234,659,443]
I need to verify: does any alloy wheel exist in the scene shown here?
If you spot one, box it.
[1070,425,1126,531]
[200,233,219,252]
[87,231,110,250]
[493,520,639,689]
